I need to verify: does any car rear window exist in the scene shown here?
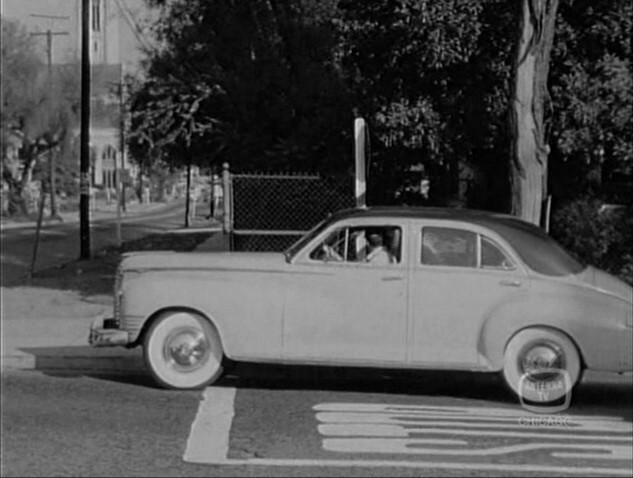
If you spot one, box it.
[422,227,477,267]
[487,219,586,276]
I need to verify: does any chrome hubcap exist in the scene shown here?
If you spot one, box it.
[163,327,209,372]
[520,342,565,378]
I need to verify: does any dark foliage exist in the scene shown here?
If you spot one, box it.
[550,197,633,284]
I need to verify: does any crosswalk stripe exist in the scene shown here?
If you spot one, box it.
[184,386,236,463]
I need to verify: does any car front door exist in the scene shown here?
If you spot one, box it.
[408,221,528,367]
[283,221,409,365]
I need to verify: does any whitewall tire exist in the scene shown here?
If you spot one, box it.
[503,327,582,404]
[143,311,224,390]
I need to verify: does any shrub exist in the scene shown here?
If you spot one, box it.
[550,196,633,285]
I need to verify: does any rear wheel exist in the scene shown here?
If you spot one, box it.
[143,311,223,390]
[503,328,582,405]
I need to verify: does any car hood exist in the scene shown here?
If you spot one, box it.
[120,251,286,273]
[573,266,633,303]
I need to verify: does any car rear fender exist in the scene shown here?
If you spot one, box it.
[476,294,588,371]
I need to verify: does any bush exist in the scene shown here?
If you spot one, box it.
[550,196,633,285]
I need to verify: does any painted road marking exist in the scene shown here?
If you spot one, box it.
[186,457,633,475]
[183,390,632,475]
[318,423,633,441]
[184,386,236,463]
[315,403,632,461]
[315,413,633,433]
[322,439,632,460]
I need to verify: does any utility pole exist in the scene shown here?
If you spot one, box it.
[113,64,127,246]
[119,64,127,213]
[80,0,92,259]
[30,15,69,221]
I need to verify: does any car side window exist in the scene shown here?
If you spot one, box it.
[421,227,477,267]
[481,236,515,270]
[310,226,402,264]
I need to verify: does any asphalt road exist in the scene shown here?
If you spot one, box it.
[0,201,190,285]
[2,366,631,477]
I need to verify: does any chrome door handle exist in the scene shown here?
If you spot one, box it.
[499,279,522,287]
[382,276,403,282]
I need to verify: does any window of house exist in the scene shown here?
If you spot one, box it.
[421,227,477,267]
[92,0,101,32]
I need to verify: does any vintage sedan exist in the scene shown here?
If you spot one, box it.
[90,207,633,402]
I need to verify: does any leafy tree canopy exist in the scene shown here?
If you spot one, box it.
[1,18,79,214]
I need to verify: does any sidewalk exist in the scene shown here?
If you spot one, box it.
[1,228,227,374]
[0,199,168,231]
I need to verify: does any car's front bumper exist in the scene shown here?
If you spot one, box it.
[89,315,131,347]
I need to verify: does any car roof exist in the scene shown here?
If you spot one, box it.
[333,206,515,222]
[331,206,551,243]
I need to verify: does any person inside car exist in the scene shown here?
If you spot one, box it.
[366,233,393,264]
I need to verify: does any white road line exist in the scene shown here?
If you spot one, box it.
[322,438,632,460]
[315,412,633,433]
[183,386,236,463]
[314,403,626,421]
[182,394,632,475]
[194,457,633,475]
[318,423,633,442]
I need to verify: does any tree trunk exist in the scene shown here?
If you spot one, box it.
[509,0,559,226]
[17,154,37,215]
[48,148,59,218]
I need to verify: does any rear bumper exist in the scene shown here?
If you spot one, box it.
[89,315,131,347]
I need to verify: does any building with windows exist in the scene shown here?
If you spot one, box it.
[2,0,155,190]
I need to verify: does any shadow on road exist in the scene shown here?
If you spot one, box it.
[19,345,632,417]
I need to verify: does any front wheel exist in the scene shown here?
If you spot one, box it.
[143,311,224,390]
[503,328,582,406]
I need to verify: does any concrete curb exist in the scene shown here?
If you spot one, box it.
[166,225,222,234]
[1,347,145,373]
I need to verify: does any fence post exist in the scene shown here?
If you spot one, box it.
[222,162,232,234]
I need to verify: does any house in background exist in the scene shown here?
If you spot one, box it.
[2,0,155,193]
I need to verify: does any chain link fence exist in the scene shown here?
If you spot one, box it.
[228,171,354,252]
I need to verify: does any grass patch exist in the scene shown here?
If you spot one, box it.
[30,231,214,296]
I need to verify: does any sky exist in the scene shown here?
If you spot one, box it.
[1,0,155,70]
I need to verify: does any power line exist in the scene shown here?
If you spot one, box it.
[113,0,152,52]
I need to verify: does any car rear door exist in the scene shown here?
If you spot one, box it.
[407,220,528,367]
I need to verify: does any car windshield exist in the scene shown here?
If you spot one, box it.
[284,216,335,261]
[489,219,586,277]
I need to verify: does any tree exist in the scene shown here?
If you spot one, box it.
[337,0,493,205]
[548,0,632,202]
[1,19,79,216]
[131,0,352,175]
[508,0,560,225]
